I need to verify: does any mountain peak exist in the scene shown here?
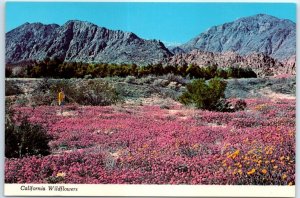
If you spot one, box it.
[251,13,277,19]
[64,20,94,25]
[180,14,295,61]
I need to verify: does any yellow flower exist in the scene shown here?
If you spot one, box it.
[280,156,285,161]
[261,169,267,174]
[56,172,66,177]
[282,174,287,180]
[238,169,242,175]
[247,168,256,175]
[288,182,293,186]
[228,149,240,159]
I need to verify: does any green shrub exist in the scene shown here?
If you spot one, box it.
[5,103,52,158]
[5,81,23,96]
[179,78,227,111]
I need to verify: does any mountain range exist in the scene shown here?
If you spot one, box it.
[6,20,172,66]
[6,14,296,75]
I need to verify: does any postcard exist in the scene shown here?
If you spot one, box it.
[4,1,296,197]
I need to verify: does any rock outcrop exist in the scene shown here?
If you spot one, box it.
[164,50,293,76]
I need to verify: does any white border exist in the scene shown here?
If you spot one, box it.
[3,184,296,197]
[1,0,299,197]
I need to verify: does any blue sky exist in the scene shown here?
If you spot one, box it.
[6,2,296,45]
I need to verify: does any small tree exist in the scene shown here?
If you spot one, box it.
[179,78,227,111]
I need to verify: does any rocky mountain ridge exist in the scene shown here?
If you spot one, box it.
[180,14,296,61]
[6,20,172,66]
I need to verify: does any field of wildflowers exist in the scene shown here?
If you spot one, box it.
[5,98,295,185]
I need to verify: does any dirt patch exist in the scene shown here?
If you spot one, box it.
[56,110,77,117]
[256,87,295,100]
[167,109,195,120]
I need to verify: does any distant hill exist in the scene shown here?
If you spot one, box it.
[180,14,296,61]
[6,20,172,65]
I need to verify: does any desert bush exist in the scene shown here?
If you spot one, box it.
[215,99,234,112]
[5,103,52,158]
[179,78,227,111]
[5,81,23,96]
[124,76,136,84]
[227,66,257,78]
[15,95,29,106]
[164,73,186,85]
[153,79,169,87]
[137,75,155,84]
[73,80,123,106]
[160,104,170,109]
[31,79,122,106]
[35,78,53,94]
[84,74,93,79]
[29,79,55,105]
[234,99,247,111]
[114,83,153,99]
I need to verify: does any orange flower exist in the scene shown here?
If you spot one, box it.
[261,169,267,174]
[273,166,278,169]
[282,174,287,180]
[56,172,66,177]
[280,156,285,161]
[288,182,293,186]
[247,168,256,175]
[258,160,262,164]
[238,169,242,175]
